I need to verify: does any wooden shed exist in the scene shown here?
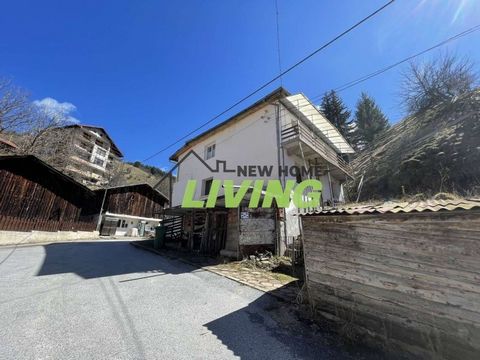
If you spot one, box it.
[97,183,168,218]
[301,199,480,359]
[0,155,99,232]
[96,183,168,236]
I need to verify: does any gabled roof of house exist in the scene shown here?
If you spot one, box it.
[170,87,290,161]
[281,94,355,154]
[63,124,123,157]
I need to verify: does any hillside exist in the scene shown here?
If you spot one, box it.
[349,89,480,201]
[113,162,172,196]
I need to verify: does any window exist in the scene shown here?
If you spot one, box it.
[205,143,216,160]
[90,144,109,169]
[202,178,213,196]
[117,219,128,228]
[93,158,104,167]
[96,147,107,157]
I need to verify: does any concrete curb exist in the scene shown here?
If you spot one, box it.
[0,237,140,249]
[130,241,297,303]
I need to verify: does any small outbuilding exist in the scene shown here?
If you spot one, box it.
[96,183,168,236]
[0,155,99,245]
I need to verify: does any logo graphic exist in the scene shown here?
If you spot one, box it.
[175,150,323,209]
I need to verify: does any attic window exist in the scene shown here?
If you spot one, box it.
[205,143,216,160]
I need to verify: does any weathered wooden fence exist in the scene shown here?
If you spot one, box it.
[302,209,480,359]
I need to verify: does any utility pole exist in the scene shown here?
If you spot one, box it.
[96,187,108,232]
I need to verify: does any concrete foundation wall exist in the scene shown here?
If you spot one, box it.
[0,230,99,246]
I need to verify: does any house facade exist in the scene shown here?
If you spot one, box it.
[30,124,124,188]
[164,87,354,258]
[62,125,124,188]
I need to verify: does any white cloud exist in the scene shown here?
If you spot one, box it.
[33,97,80,123]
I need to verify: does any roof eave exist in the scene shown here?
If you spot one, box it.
[169,87,290,162]
[64,124,124,158]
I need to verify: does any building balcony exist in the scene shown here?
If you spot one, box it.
[281,120,354,179]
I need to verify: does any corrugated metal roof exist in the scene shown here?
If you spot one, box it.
[300,198,480,216]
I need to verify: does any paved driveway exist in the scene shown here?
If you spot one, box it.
[0,240,380,359]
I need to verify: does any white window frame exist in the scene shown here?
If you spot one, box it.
[90,144,110,169]
[205,143,216,160]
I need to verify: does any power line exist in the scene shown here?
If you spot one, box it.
[142,0,395,162]
[269,23,480,113]
[151,21,480,192]
[210,23,480,157]
[333,23,480,93]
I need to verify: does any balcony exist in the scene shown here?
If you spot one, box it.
[281,120,353,179]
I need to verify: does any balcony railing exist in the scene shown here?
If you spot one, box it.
[281,121,353,178]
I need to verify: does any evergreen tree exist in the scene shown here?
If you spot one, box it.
[320,90,352,143]
[352,92,390,149]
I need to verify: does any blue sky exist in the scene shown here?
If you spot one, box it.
[1,0,479,168]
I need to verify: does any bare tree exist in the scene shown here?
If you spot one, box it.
[400,53,478,114]
[19,104,72,154]
[105,160,127,187]
[0,76,75,169]
[0,78,33,134]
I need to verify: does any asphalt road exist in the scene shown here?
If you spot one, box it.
[0,240,381,360]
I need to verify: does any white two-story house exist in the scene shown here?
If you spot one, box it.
[165,87,354,258]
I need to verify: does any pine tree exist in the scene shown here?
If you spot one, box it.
[320,90,352,143]
[352,92,389,149]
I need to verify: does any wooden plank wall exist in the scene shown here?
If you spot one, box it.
[104,186,164,218]
[302,210,480,359]
[0,168,97,232]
